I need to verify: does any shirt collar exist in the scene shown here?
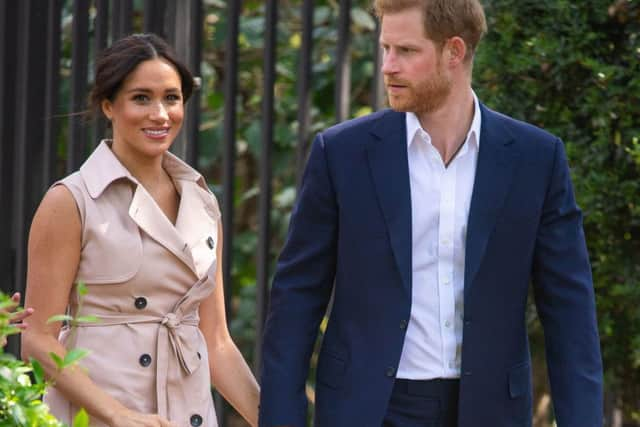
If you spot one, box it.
[406,91,482,150]
[80,140,208,199]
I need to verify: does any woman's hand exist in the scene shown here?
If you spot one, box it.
[108,407,178,427]
[1,292,34,346]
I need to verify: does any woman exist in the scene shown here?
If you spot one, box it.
[22,34,259,427]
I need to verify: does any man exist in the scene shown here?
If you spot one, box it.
[259,0,603,426]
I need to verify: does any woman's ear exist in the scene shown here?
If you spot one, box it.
[101,99,113,121]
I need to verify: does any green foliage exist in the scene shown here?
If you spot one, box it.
[0,293,64,427]
[199,0,378,361]
[474,0,640,417]
[0,290,91,427]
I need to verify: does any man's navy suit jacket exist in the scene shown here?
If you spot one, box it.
[259,104,603,427]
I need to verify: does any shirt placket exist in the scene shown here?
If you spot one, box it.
[438,160,457,376]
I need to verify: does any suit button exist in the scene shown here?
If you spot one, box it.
[134,297,147,310]
[190,414,203,426]
[206,236,215,249]
[385,367,396,377]
[197,352,201,360]
[139,354,152,367]
[399,320,408,330]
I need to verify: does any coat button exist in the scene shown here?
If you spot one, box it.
[190,414,203,426]
[399,320,408,330]
[385,366,396,377]
[134,297,147,310]
[139,354,152,367]
[206,236,214,249]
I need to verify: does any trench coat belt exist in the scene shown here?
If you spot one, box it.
[75,310,201,418]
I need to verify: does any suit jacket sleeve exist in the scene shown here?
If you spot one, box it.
[259,133,338,427]
[532,138,603,426]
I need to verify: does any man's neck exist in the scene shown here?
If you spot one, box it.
[416,87,475,165]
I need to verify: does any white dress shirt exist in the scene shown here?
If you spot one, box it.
[397,94,482,380]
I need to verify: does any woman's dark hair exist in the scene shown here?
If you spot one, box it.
[89,33,194,118]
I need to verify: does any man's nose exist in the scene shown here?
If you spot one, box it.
[381,50,398,75]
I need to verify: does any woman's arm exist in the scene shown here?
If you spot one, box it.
[21,185,176,427]
[199,221,260,427]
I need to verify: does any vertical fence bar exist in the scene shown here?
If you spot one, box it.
[295,0,314,190]
[172,0,202,166]
[94,0,110,145]
[219,1,242,424]
[67,0,90,173]
[372,19,385,111]
[0,0,17,296]
[112,0,133,41]
[335,0,351,122]
[10,0,49,355]
[143,0,167,38]
[254,0,278,375]
[43,0,63,189]
[222,0,241,328]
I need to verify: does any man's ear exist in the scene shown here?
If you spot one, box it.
[444,36,467,67]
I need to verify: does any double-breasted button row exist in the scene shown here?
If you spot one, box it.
[190,414,203,426]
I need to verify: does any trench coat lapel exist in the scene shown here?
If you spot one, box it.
[128,185,198,275]
[173,180,219,279]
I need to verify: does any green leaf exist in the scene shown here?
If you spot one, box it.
[73,408,90,427]
[47,314,73,324]
[76,282,88,297]
[74,316,100,324]
[49,352,65,370]
[63,348,90,368]
[30,358,45,385]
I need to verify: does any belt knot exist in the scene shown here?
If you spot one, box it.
[161,312,180,329]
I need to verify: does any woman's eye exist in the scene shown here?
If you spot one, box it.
[166,94,182,102]
[132,94,149,103]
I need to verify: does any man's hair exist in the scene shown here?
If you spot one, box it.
[373,0,487,61]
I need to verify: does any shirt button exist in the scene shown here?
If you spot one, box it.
[385,367,396,377]
[190,414,203,426]
[443,278,451,286]
[206,236,215,249]
[399,320,408,330]
[139,354,152,367]
[445,320,451,328]
[134,297,147,310]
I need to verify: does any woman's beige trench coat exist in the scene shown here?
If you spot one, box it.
[44,141,220,427]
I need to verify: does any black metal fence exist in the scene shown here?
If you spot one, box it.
[0,0,382,425]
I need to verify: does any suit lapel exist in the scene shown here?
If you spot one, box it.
[366,111,413,296]
[464,105,519,297]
